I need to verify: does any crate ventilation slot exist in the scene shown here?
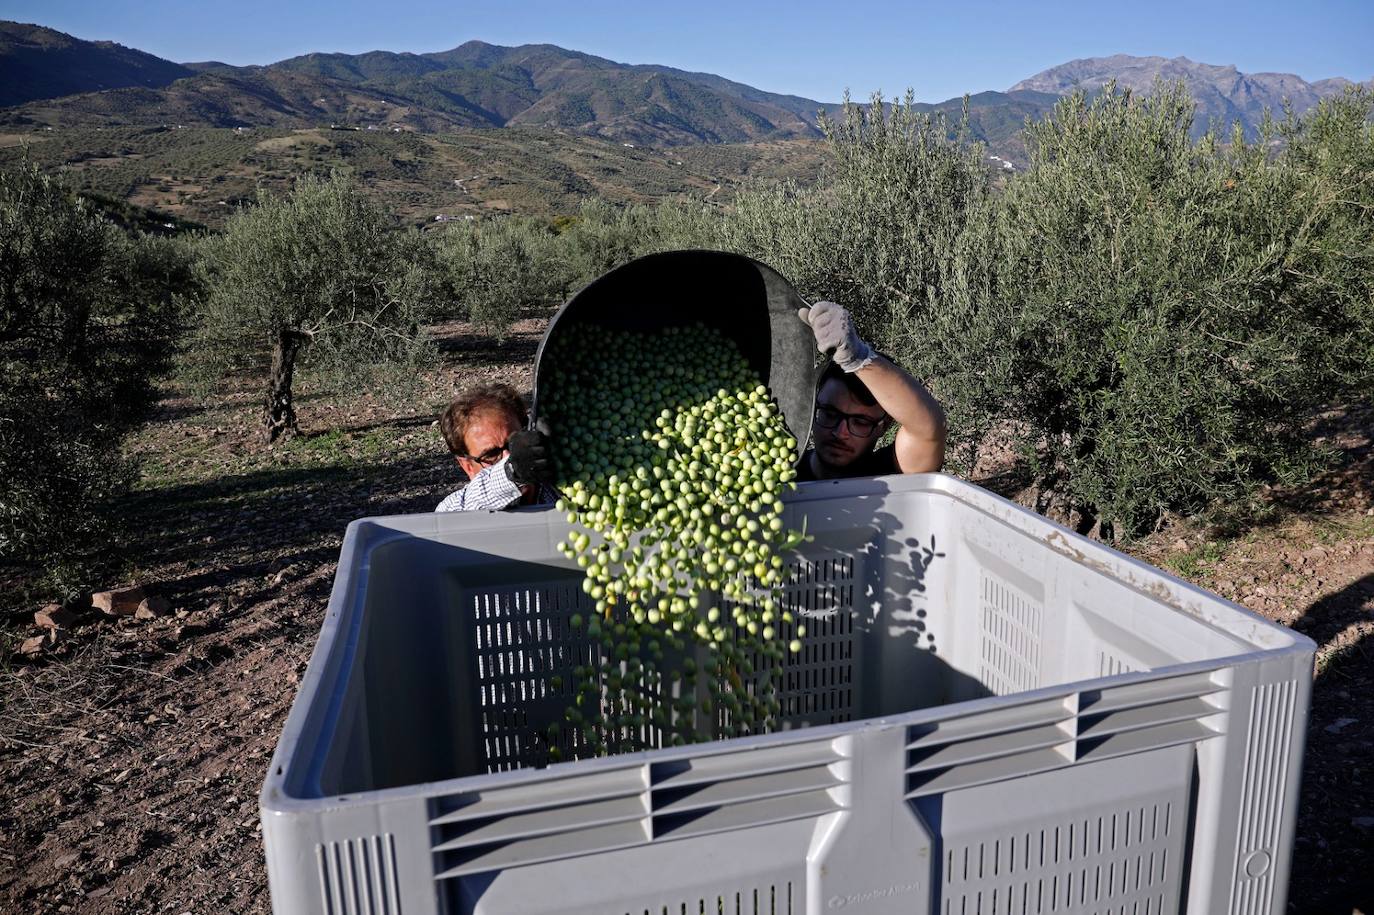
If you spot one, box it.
[725,553,858,728]
[780,555,857,724]
[783,555,854,618]
[626,883,794,915]
[472,583,592,694]
[941,802,1177,915]
[906,670,1226,797]
[979,572,1043,695]
[470,583,596,773]
[316,834,401,915]
[431,739,846,879]
[1099,650,1135,677]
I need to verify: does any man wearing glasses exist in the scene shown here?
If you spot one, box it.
[435,383,555,512]
[795,301,946,481]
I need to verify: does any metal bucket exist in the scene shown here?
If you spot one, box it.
[530,250,821,459]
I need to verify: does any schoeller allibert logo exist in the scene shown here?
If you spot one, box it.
[826,882,921,909]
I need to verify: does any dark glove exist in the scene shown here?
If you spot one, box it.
[505,423,554,486]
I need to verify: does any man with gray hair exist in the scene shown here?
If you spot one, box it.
[435,383,555,512]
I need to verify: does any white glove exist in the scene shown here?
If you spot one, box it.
[798,301,874,372]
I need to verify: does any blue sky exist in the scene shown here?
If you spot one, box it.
[4,0,1371,102]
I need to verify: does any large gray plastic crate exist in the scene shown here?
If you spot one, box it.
[260,474,1314,915]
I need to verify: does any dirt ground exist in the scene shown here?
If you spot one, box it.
[1,321,1370,914]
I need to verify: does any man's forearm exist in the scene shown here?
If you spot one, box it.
[853,355,947,472]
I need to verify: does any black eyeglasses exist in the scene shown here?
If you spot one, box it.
[814,404,886,438]
[460,439,510,467]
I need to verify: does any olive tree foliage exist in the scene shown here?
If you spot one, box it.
[554,198,716,292]
[719,92,990,343]
[0,162,188,592]
[431,215,566,334]
[192,173,432,441]
[430,198,716,333]
[934,83,1374,536]
[1277,87,1374,385]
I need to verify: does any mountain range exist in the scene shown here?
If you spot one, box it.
[0,22,828,146]
[1011,54,1369,136]
[2,20,1369,151]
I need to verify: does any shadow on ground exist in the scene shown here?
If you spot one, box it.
[1287,573,1374,915]
[431,320,542,368]
[119,455,445,573]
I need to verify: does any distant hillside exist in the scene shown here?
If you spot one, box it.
[2,67,497,132]
[0,21,193,108]
[1011,55,1372,136]
[0,28,834,146]
[208,42,836,141]
[0,124,827,228]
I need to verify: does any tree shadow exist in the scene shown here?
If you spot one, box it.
[115,453,454,602]
[769,481,989,719]
[300,413,438,438]
[146,397,245,424]
[431,323,543,367]
[145,386,342,425]
[1285,572,1374,915]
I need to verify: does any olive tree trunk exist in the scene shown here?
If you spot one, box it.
[263,328,309,443]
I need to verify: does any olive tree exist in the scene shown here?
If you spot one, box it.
[714,82,1373,538]
[716,92,994,472]
[193,173,432,441]
[1277,87,1374,390]
[429,200,718,334]
[555,198,716,292]
[935,83,1374,536]
[432,215,562,333]
[0,162,187,591]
